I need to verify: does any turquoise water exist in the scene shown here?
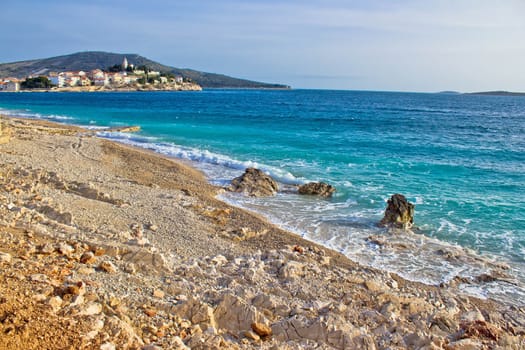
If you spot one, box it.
[1,90,524,303]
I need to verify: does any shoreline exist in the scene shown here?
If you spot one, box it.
[97,120,525,307]
[0,116,524,348]
[1,82,202,93]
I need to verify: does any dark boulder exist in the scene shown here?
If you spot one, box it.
[298,182,336,197]
[228,168,279,197]
[379,194,415,229]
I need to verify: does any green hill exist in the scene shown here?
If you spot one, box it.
[0,51,290,89]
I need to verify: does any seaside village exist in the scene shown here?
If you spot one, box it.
[0,57,192,92]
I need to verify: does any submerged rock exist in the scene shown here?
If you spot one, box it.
[228,168,279,197]
[379,194,415,229]
[106,125,141,133]
[298,182,336,197]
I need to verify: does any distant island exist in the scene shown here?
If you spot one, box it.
[467,91,525,97]
[437,91,460,95]
[0,51,291,91]
[437,90,525,97]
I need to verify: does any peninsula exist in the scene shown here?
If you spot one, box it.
[0,56,200,92]
[0,51,290,91]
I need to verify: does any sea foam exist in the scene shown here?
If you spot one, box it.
[97,131,304,186]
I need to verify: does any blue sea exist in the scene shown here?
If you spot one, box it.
[1,90,524,304]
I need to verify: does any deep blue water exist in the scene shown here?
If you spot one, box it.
[1,90,524,302]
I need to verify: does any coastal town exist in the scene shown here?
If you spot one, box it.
[0,57,201,92]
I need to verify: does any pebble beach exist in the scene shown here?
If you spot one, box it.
[0,116,524,349]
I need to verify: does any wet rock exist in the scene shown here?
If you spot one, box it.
[107,125,141,133]
[228,168,279,197]
[298,182,336,197]
[379,193,415,229]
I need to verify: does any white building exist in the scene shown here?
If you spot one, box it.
[66,76,80,87]
[48,73,65,87]
[5,82,20,91]
[0,78,21,91]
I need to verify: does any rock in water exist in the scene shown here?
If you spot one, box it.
[379,194,415,229]
[298,182,336,197]
[228,168,279,197]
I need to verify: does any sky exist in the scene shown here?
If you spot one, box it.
[2,0,525,92]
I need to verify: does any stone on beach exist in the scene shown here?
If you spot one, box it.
[213,294,268,334]
[80,251,97,264]
[228,168,279,197]
[379,193,415,229]
[251,322,272,337]
[0,251,12,263]
[298,182,336,197]
[98,260,118,273]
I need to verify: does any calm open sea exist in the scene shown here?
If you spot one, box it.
[1,90,524,304]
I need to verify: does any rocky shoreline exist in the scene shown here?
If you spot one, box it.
[0,116,524,349]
